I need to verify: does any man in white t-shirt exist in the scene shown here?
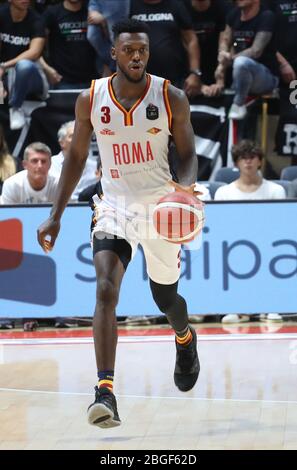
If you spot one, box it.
[215,175,286,200]
[50,120,98,201]
[214,139,286,324]
[1,142,58,204]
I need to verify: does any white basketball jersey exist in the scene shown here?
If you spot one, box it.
[90,74,173,212]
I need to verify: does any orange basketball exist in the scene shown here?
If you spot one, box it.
[153,192,205,243]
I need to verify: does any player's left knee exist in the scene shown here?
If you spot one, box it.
[150,279,178,313]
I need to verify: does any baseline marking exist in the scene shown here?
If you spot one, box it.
[0,387,297,405]
[0,333,297,346]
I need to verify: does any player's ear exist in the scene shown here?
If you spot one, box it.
[111,47,116,61]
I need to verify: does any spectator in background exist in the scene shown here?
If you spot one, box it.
[185,0,231,97]
[216,0,279,120]
[40,0,97,89]
[34,0,61,15]
[130,0,202,98]
[215,140,285,324]
[266,1,297,166]
[1,142,58,204]
[87,0,130,75]
[50,120,98,200]
[267,1,297,83]
[0,0,48,130]
[0,125,16,195]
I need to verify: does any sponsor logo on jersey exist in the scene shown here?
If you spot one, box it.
[112,141,154,165]
[146,104,159,120]
[110,168,120,178]
[100,128,115,135]
[147,127,161,135]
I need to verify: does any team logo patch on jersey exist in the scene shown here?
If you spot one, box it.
[100,128,115,135]
[147,127,161,135]
[110,168,120,178]
[146,103,159,120]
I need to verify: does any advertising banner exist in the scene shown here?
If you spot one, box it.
[0,201,296,317]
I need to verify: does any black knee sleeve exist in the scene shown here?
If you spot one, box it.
[149,279,189,332]
[149,279,178,313]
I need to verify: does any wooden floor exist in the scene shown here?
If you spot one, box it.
[0,324,297,450]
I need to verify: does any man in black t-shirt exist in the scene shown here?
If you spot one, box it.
[40,0,97,89]
[264,1,297,161]
[130,0,202,97]
[266,0,297,83]
[185,0,231,96]
[216,0,279,119]
[0,0,48,130]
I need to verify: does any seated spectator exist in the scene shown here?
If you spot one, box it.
[266,1,297,84]
[265,1,297,165]
[0,0,48,130]
[34,0,58,15]
[87,0,130,75]
[130,0,202,98]
[50,120,98,200]
[215,139,285,324]
[1,142,58,204]
[0,124,16,195]
[215,0,279,120]
[185,0,232,97]
[40,0,97,89]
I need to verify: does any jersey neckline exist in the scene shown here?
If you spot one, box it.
[107,73,152,126]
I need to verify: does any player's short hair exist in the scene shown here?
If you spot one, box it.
[57,120,75,142]
[23,142,52,161]
[112,19,150,42]
[232,140,263,163]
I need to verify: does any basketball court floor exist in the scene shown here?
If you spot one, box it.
[0,322,296,450]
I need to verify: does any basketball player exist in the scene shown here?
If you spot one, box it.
[37,19,201,429]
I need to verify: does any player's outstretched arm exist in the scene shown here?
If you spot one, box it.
[37,90,94,253]
[168,85,198,192]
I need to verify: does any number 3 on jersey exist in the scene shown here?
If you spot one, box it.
[101,106,111,124]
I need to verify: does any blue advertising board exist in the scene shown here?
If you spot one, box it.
[0,201,296,317]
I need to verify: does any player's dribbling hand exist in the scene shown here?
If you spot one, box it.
[37,218,61,254]
[168,180,203,198]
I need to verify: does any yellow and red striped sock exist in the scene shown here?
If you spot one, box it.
[98,370,114,393]
[176,327,193,347]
